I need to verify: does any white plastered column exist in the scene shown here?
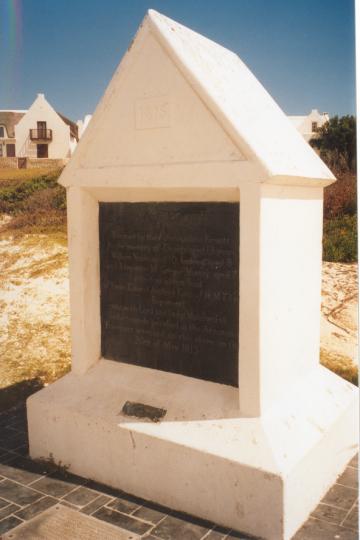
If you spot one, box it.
[67,187,101,374]
[239,181,324,416]
[258,183,323,412]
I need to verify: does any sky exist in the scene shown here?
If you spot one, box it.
[0,0,356,121]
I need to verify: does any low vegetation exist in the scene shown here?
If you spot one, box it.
[0,167,66,235]
[320,349,358,386]
[311,115,357,263]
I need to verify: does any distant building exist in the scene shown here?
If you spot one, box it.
[0,93,78,160]
[288,109,329,142]
[77,114,92,138]
[0,110,26,158]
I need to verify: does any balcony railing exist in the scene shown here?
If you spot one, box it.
[29,129,52,141]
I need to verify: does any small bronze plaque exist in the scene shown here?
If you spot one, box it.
[99,202,239,386]
[122,401,167,422]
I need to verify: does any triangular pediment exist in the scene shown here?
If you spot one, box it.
[60,10,335,188]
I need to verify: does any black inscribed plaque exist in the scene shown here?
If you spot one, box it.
[99,202,239,387]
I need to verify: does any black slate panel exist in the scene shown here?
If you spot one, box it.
[99,203,239,386]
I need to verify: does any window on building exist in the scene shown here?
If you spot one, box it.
[0,145,3,157]
[37,144,48,158]
[37,121,47,138]
[6,144,15,157]
[312,121,318,132]
[0,126,5,138]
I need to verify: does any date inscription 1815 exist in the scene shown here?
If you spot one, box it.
[99,202,239,387]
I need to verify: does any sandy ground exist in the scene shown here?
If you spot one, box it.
[321,262,358,365]
[0,234,70,389]
[0,234,358,390]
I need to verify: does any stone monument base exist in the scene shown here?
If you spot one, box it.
[27,360,358,540]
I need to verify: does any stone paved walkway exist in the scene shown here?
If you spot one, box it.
[0,404,358,539]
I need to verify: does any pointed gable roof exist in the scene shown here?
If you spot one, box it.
[60,9,335,188]
[146,10,334,185]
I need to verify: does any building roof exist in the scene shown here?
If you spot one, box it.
[0,106,78,141]
[57,112,79,141]
[146,10,334,184]
[0,111,26,138]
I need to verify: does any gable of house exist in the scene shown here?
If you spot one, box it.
[14,94,77,159]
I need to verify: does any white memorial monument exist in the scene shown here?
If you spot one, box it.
[27,10,358,540]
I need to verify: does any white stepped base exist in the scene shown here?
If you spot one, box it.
[27,360,358,540]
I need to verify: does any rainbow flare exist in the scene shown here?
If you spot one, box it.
[1,0,22,104]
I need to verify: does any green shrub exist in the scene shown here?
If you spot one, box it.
[323,214,357,262]
[0,169,66,234]
[324,172,357,219]
[0,169,62,214]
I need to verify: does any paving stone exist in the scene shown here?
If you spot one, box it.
[81,494,112,515]
[151,513,211,540]
[94,506,152,535]
[7,418,27,433]
[200,525,232,539]
[108,495,142,515]
[312,502,348,524]
[59,500,79,510]
[15,496,57,520]
[0,515,23,535]
[0,497,9,509]
[0,452,17,464]
[30,472,86,498]
[0,479,42,506]
[349,455,358,469]
[0,416,11,429]
[0,427,19,440]
[342,505,359,531]
[322,483,358,510]
[0,504,21,520]
[0,432,27,452]
[0,455,47,485]
[12,444,29,457]
[293,517,358,539]
[201,527,228,539]
[2,504,139,540]
[337,467,359,489]
[63,485,99,507]
[132,502,168,524]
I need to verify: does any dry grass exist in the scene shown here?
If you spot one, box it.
[0,168,57,182]
[320,349,358,385]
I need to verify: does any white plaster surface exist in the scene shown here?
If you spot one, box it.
[289,109,329,142]
[28,359,358,540]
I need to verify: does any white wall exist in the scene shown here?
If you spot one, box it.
[15,94,72,158]
[290,110,329,142]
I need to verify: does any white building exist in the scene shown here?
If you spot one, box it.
[0,110,27,158]
[77,114,92,138]
[0,94,78,160]
[289,109,329,141]
[15,94,78,159]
